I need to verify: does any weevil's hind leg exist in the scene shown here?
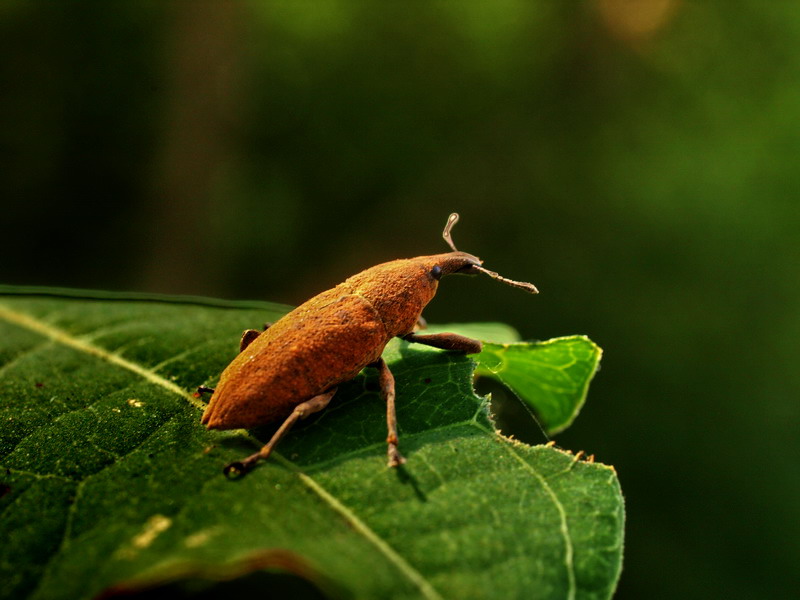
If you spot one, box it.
[401,332,483,354]
[372,357,406,468]
[223,387,337,478]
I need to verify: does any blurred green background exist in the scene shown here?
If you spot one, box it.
[2,1,798,598]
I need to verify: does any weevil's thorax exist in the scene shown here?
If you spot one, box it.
[347,251,481,337]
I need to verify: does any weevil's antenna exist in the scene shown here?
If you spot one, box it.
[442,212,460,252]
[473,265,539,294]
[443,212,539,294]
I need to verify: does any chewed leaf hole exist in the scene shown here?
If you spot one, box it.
[474,376,549,445]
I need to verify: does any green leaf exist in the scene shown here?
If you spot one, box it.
[421,323,601,435]
[475,337,602,435]
[0,287,623,600]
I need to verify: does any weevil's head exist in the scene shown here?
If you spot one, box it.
[427,250,483,278]
[347,253,466,336]
[348,214,537,337]
[434,213,539,293]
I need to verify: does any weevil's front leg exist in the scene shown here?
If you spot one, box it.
[401,332,483,354]
[372,357,406,467]
[223,387,337,478]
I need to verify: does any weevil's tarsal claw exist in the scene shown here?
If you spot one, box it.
[223,461,248,479]
[220,388,337,480]
[223,448,271,479]
[388,444,406,468]
[474,265,539,294]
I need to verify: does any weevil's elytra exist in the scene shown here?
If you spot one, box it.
[200,213,538,477]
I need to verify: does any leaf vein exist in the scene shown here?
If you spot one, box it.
[473,423,577,600]
[274,453,445,600]
[0,303,205,411]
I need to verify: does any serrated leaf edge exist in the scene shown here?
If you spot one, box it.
[476,335,603,435]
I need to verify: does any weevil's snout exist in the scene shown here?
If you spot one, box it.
[436,251,483,277]
[452,260,484,276]
[437,252,539,294]
[438,212,538,293]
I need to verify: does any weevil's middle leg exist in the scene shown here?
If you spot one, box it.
[401,332,483,354]
[372,357,406,468]
[223,387,337,478]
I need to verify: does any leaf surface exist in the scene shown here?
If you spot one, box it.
[423,323,601,435]
[476,337,602,435]
[0,288,623,600]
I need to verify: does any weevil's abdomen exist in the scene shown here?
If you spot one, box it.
[202,292,388,430]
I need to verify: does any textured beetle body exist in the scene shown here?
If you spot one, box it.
[200,213,538,476]
[201,251,478,430]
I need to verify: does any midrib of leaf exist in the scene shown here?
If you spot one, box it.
[276,455,444,600]
[0,303,205,411]
[0,301,444,600]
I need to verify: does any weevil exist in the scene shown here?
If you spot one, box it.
[200,213,538,476]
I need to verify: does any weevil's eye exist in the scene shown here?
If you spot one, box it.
[430,265,443,280]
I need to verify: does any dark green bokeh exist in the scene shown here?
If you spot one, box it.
[2,2,798,598]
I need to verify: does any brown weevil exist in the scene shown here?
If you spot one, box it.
[200,213,538,476]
